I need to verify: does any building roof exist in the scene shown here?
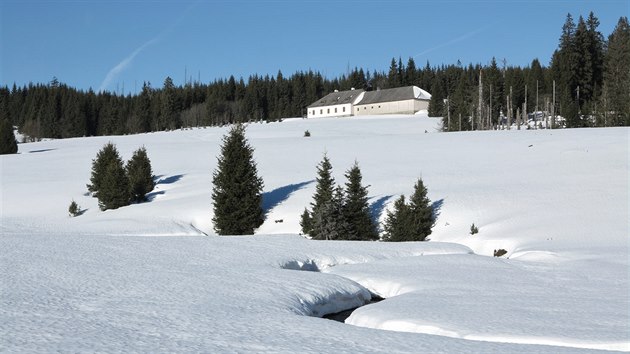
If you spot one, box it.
[356,86,431,105]
[307,89,364,108]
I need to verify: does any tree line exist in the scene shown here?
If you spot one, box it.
[0,12,627,143]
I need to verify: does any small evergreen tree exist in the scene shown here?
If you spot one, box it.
[0,118,17,155]
[300,208,312,235]
[126,146,155,203]
[311,186,350,240]
[212,124,264,235]
[382,178,435,242]
[68,200,81,217]
[98,159,130,211]
[407,178,435,241]
[87,142,121,196]
[342,161,378,240]
[470,223,479,235]
[382,195,410,241]
[302,154,336,238]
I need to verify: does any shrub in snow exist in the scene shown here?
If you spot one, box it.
[494,249,508,257]
[126,146,155,203]
[212,124,264,235]
[304,130,311,137]
[68,200,81,217]
[0,118,18,155]
[470,223,479,235]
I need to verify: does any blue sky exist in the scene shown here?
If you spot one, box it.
[1,0,627,93]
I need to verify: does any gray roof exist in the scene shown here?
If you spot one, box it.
[356,86,430,105]
[308,89,364,108]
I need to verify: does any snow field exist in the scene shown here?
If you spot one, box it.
[1,114,628,352]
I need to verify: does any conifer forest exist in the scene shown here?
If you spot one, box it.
[1,13,628,141]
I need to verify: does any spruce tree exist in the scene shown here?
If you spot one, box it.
[602,17,630,126]
[342,161,378,241]
[302,154,336,238]
[87,142,122,196]
[428,77,444,117]
[407,178,435,241]
[212,124,264,235]
[382,195,410,242]
[311,186,350,240]
[0,118,18,154]
[98,159,130,211]
[382,178,435,242]
[126,146,155,203]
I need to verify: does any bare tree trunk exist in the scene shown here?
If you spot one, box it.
[517,107,521,130]
[447,95,450,131]
[551,80,556,129]
[478,70,483,131]
[535,80,539,129]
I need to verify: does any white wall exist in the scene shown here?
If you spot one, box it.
[354,99,429,116]
[307,103,353,118]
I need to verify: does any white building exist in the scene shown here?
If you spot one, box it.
[354,86,431,116]
[307,89,364,118]
[306,86,431,118]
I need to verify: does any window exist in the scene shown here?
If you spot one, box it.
[335,108,337,113]
[320,109,323,114]
[327,108,330,114]
[357,108,359,112]
[343,107,346,112]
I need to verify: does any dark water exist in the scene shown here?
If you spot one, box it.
[323,295,384,322]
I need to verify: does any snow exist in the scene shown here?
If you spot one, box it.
[1,114,628,352]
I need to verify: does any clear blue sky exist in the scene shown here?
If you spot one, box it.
[1,0,628,93]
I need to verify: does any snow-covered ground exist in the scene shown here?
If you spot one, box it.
[1,114,628,352]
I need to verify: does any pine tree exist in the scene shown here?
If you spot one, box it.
[98,159,130,211]
[302,154,336,238]
[212,124,264,235]
[382,195,410,241]
[407,178,435,241]
[342,161,378,241]
[126,146,155,203]
[0,118,18,154]
[87,142,122,196]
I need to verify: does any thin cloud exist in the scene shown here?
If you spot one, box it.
[98,1,201,93]
[413,25,490,59]
[98,37,159,93]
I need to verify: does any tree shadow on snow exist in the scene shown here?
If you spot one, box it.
[431,198,445,220]
[28,148,57,154]
[155,174,185,185]
[262,180,315,215]
[370,195,394,223]
[146,190,166,202]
